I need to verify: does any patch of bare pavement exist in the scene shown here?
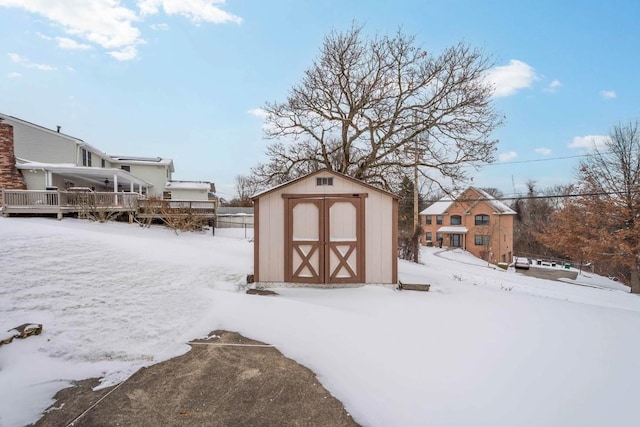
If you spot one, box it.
[33,331,358,427]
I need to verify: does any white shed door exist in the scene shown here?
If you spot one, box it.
[285,196,363,284]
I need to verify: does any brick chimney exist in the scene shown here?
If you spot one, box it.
[0,120,27,206]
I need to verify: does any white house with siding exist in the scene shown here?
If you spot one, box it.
[164,180,212,201]
[251,168,398,286]
[0,113,175,197]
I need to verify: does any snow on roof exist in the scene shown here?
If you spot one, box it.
[419,187,516,216]
[437,226,469,233]
[471,187,516,214]
[110,155,174,167]
[15,160,153,186]
[420,197,454,215]
[165,181,210,191]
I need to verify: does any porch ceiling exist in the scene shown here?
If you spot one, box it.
[17,164,152,189]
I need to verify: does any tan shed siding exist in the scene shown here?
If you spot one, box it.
[285,173,365,195]
[365,191,393,283]
[259,189,285,281]
[22,170,46,190]
[11,122,78,163]
[256,171,397,284]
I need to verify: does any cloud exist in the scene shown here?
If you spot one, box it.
[8,52,56,71]
[7,72,22,78]
[600,90,616,99]
[544,79,562,93]
[484,60,537,97]
[138,0,242,24]
[108,45,138,61]
[498,151,518,162]
[247,108,268,118]
[150,23,170,31]
[568,135,610,150]
[1,0,241,61]
[56,36,92,50]
[0,1,141,47]
[535,147,552,155]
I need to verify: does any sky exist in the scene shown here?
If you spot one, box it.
[0,0,638,200]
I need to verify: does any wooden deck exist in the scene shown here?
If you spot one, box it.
[1,190,216,220]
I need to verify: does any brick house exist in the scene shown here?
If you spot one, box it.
[420,187,516,264]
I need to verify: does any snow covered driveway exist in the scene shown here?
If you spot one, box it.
[1,217,640,427]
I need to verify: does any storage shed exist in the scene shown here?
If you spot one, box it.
[252,169,398,285]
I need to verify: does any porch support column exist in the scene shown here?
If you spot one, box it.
[45,170,53,188]
[130,181,134,192]
[113,174,118,204]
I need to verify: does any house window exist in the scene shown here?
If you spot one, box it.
[450,215,462,225]
[425,215,432,225]
[316,177,333,186]
[436,215,443,225]
[81,148,92,167]
[425,232,432,242]
[475,214,490,226]
[121,165,131,172]
[436,232,443,242]
[474,235,490,246]
[101,159,106,168]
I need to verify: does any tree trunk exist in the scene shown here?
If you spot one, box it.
[630,265,640,294]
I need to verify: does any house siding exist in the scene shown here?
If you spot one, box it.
[9,119,78,164]
[123,164,169,197]
[170,188,208,200]
[21,169,46,190]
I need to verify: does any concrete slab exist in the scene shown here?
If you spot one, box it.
[33,331,358,427]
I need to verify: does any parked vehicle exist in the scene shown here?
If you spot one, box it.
[514,257,530,270]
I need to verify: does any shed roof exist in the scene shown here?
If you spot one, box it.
[251,168,398,200]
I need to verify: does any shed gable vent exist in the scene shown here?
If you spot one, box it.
[316,177,333,186]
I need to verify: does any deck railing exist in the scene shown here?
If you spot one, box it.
[2,190,217,219]
[136,199,217,217]
[2,190,144,213]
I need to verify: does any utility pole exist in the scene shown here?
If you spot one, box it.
[404,134,426,262]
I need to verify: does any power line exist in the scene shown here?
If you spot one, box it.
[440,188,640,204]
[486,153,592,166]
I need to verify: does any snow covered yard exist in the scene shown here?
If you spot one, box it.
[1,217,640,427]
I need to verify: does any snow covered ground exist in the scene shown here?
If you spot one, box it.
[1,217,639,427]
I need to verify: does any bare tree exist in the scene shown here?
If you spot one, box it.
[540,121,640,293]
[228,174,261,207]
[252,25,503,190]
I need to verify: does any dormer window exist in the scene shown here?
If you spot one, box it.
[121,165,131,172]
[316,177,333,186]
